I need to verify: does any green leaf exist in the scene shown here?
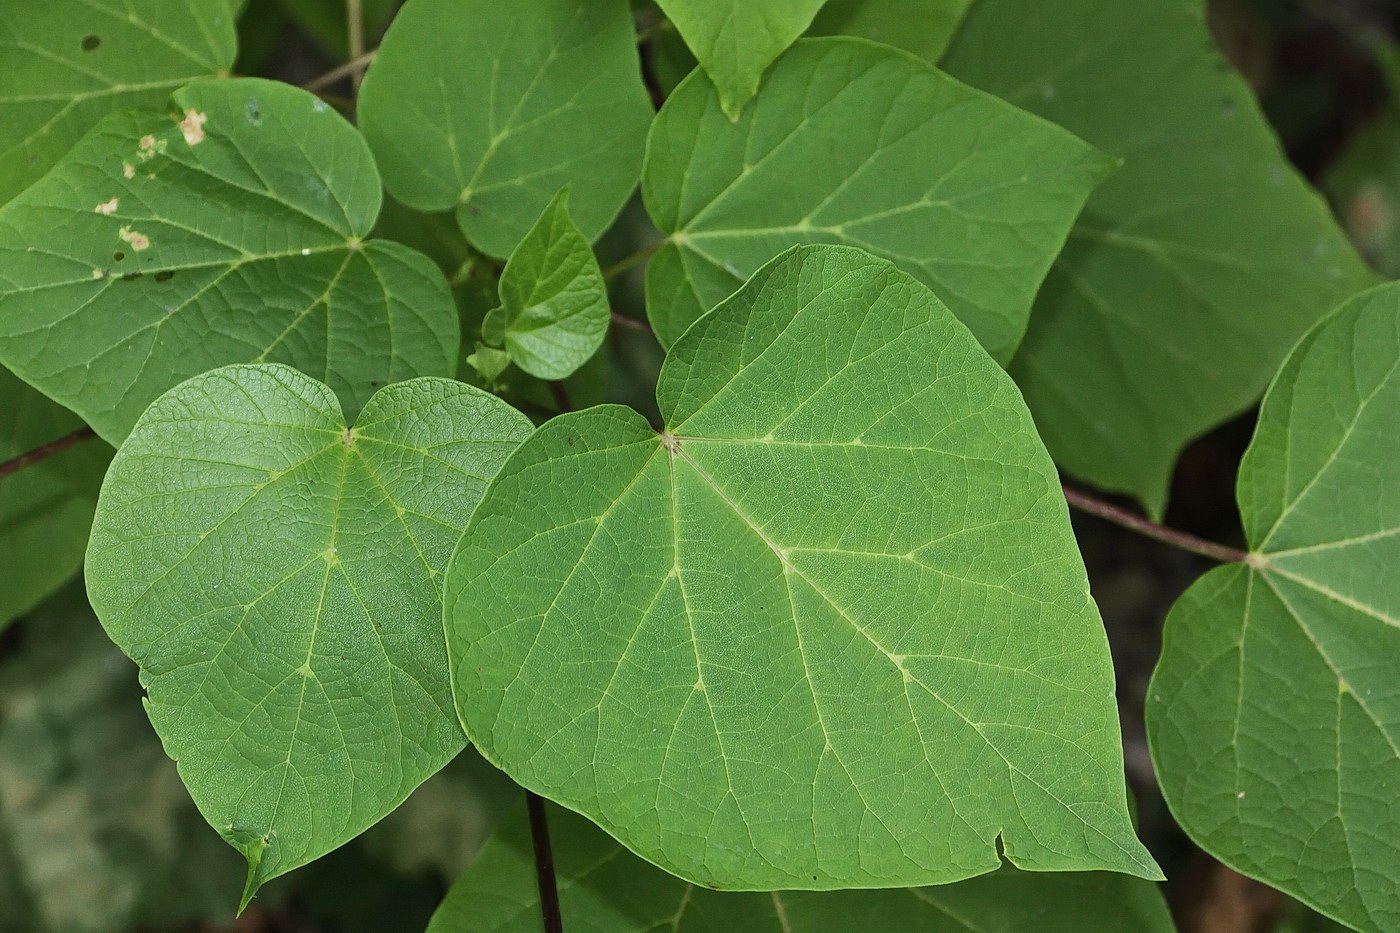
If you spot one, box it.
[941,0,1376,516]
[494,189,609,380]
[0,77,460,445]
[84,363,533,904]
[431,802,1174,933]
[0,0,236,204]
[445,245,1157,890]
[358,0,654,258]
[642,38,1115,361]
[1147,283,1400,933]
[655,0,827,119]
[0,366,110,630]
[807,0,971,63]
[0,585,245,933]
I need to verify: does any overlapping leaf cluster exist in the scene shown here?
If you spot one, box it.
[0,1,1395,932]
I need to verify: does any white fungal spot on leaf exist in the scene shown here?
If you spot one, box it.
[119,226,151,251]
[178,109,208,145]
[94,198,119,215]
[122,162,135,179]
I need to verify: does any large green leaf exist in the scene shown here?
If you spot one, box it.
[358,0,653,259]
[0,585,244,933]
[84,363,532,904]
[486,188,609,381]
[0,367,110,630]
[642,38,1115,361]
[807,0,971,62]
[655,0,826,119]
[428,802,1174,933]
[1147,283,1400,933]
[446,245,1157,890]
[0,0,236,205]
[942,0,1375,516]
[0,77,459,445]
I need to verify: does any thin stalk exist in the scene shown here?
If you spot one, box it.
[1062,485,1249,564]
[0,426,97,480]
[602,239,666,281]
[610,310,653,335]
[302,50,377,93]
[525,791,564,933]
[549,380,574,414]
[346,0,366,92]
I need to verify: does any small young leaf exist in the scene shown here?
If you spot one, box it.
[0,77,460,444]
[467,344,511,387]
[446,245,1158,890]
[642,38,1115,361]
[85,363,533,905]
[806,0,972,63]
[0,0,236,204]
[942,0,1376,516]
[358,0,653,258]
[427,802,1175,933]
[655,0,826,119]
[0,366,110,630]
[494,190,609,381]
[1148,283,1400,933]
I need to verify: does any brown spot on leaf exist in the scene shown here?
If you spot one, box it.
[178,109,207,145]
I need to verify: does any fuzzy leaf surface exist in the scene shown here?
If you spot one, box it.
[655,0,826,119]
[84,364,532,903]
[1148,283,1400,933]
[493,189,609,380]
[942,0,1375,515]
[358,0,653,258]
[428,802,1174,933]
[0,0,235,204]
[643,38,1114,360]
[446,245,1157,890]
[0,78,459,444]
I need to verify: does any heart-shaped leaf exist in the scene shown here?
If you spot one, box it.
[446,245,1158,890]
[489,189,609,381]
[655,0,826,119]
[358,0,653,258]
[642,38,1115,360]
[942,0,1375,515]
[0,0,236,204]
[0,77,459,444]
[85,363,532,905]
[428,802,1174,933]
[1148,283,1400,933]
[807,0,973,63]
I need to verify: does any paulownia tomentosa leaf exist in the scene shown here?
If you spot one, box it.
[941,0,1376,517]
[654,0,826,120]
[445,244,1159,890]
[0,0,236,205]
[357,0,653,259]
[1148,283,1400,933]
[427,802,1174,933]
[481,188,610,381]
[0,366,110,630]
[642,37,1115,361]
[806,0,972,63]
[84,363,533,906]
[0,77,459,445]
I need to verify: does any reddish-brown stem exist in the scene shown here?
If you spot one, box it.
[525,791,564,933]
[0,426,97,480]
[610,310,653,335]
[1062,485,1249,564]
[548,381,574,413]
